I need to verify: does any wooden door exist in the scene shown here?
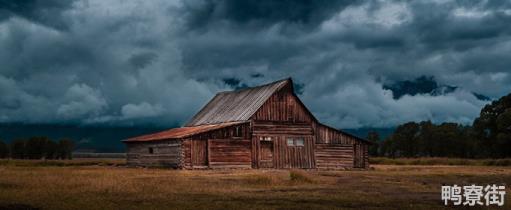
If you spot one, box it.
[191,140,208,167]
[259,140,274,168]
[354,144,364,168]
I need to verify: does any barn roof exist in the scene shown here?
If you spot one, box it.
[185,78,290,126]
[123,121,247,142]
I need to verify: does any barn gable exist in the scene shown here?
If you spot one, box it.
[252,80,316,123]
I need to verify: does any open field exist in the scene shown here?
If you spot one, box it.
[0,159,510,210]
[370,157,511,166]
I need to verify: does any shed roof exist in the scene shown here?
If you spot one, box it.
[185,78,289,126]
[123,121,247,142]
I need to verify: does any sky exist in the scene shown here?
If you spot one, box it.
[0,0,510,129]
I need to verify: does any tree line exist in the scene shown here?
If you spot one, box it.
[368,92,511,158]
[0,137,74,160]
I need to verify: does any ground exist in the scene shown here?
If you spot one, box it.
[0,159,510,210]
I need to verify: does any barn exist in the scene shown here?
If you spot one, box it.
[123,78,370,169]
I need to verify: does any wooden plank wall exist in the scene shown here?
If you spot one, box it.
[252,121,313,136]
[251,121,315,169]
[181,123,252,169]
[353,143,369,169]
[315,123,358,144]
[315,144,354,170]
[252,84,313,123]
[182,139,192,168]
[126,140,182,168]
[314,123,370,169]
[273,135,315,169]
[191,139,208,167]
[208,139,251,169]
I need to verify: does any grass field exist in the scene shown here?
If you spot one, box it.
[0,159,510,210]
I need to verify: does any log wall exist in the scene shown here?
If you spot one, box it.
[314,123,369,169]
[315,144,354,170]
[208,139,251,169]
[126,140,182,168]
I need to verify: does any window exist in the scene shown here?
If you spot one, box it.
[287,137,305,147]
[234,126,242,137]
[148,147,154,154]
[260,136,272,141]
[295,138,304,146]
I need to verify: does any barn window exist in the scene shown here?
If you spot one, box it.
[287,138,305,146]
[234,126,242,137]
[295,138,304,146]
[148,147,154,154]
[260,136,272,141]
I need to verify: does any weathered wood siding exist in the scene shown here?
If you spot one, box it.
[208,139,251,168]
[315,144,354,169]
[354,143,369,169]
[181,123,252,169]
[314,123,358,144]
[126,140,181,168]
[274,135,315,168]
[252,84,313,123]
[251,121,315,169]
[314,123,369,169]
[250,83,316,169]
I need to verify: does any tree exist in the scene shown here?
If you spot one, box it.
[45,140,58,160]
[417,121,434,157]
[0,139,8,158]
[57,139,74,160]
[26,136,50,159]
[472,93,511,158]
[366,131,380,156]
[10,139,26,159]
[392,122,420,157]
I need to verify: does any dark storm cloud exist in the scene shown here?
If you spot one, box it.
[0,0,510,128]
[184,0,359,30]
[0,0,75,30]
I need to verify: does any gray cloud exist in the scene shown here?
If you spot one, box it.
[0,0,510,128]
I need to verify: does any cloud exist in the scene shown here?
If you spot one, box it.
[0,0,76,30]
[0,0,510,128]
[57,84,107,120]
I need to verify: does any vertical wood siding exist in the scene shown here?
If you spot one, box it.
[252,84,313,123]
[250,83,317,169]
[273,135,315,169]
[191,139,208,167]
[314,123,358,144]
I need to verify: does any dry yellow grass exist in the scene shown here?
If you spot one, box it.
[0,159,510,210]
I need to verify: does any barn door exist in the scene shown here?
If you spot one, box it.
[191,140,208,168]
[259,137,274,168]
[354,144,364,168]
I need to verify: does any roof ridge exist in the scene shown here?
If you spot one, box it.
[217,77,290,94]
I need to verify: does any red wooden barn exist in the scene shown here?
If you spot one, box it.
[123,78,370,169]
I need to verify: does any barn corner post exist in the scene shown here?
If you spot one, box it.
[123,78,370,170]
